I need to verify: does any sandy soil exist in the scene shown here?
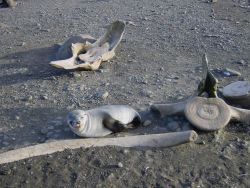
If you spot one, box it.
[0,0,249,187]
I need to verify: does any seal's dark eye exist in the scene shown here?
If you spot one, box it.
[69,121,73,125]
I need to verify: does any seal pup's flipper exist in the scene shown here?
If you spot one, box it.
[103,115,127,133]
[125,116,141,128]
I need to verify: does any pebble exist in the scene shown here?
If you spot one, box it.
[18,42,26,46]
[222,68,241,77]
[0,168,11,175]
[126,21,136,26]
[117,162,123,168]
[97,68,109,73]
[23,95,33,101]
[196,140,206,145]
[143,120,152,127]
[70,72,81,78]
[40,128,48,135]
[140,89,152,98]
[41,95,48,100]
[234,60,246,66]
[47,126,55,130]
[95,91,109,100]
[168,121,180,132]
[122,149,130,154]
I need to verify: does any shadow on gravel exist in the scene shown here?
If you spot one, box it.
[0,107,76,152]
[0,45,69,86]
[0,105,247,153]
[0,108,172,152]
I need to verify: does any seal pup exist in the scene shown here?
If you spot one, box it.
[67,105,141,138]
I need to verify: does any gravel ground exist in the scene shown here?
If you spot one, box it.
[0,0,250,187]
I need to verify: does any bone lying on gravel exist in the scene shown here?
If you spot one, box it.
[50,20,125,71]
[151,97,250,131]
[0,131,198,165]
[151,100,188,117]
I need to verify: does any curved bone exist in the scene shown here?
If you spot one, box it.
[152,97,250,131]
[94,20,125,51]
[56,34,96,60]
[50,21,125,71]
[50,43,96,70]
[0,131,198,165]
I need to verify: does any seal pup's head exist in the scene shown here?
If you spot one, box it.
[67,110,88,134]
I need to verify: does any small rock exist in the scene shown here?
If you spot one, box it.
[168,121,180,132]
[143,120,152,127]
[222,68,241,77]
[47,126,55,130]
[23,95,33,101]
[40,128,48,135]
[140,89,152,98]
[18,42,26,46]
[95,91,109,100]
[2,142,9,146]
[196,140,206,145]
[182,122,193,131]
[234,60,246,65]
[117,162,123,168]
[126,21,136,26]
[0,168,11,175]
[107,173,115,180]
[72,72,81,78]
[41,95,48,100]
[121,39,127,43]
[122,149,130,154]
[15,115,20,120]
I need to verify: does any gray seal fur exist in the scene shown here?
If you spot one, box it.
[67,105,141,138]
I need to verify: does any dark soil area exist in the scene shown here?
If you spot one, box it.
[0,0,249,187]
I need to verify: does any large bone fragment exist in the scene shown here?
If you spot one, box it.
[0,131,198,165]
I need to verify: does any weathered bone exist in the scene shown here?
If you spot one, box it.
[151,100,188,117]
[0,131,198,165]
[222,81,250,108]
[56,34,96,60]
[50,20,125,71]
[151,97,250,131]
[197,53,218,98]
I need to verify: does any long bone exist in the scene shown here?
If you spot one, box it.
[0,131,198,165]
